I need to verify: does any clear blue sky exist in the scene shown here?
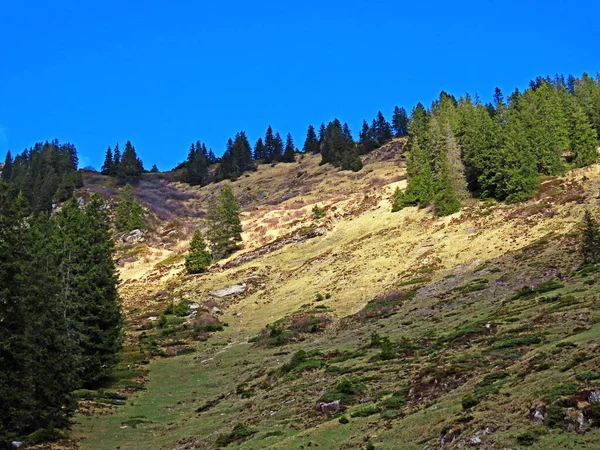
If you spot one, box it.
[1,0,598,170]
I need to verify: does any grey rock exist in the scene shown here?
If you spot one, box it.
[211,306,223,315]
[212,284,246,298]
[189,303,201,310]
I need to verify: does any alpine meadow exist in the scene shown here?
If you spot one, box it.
[2,2,600,449]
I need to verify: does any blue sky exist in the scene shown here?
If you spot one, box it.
[1,0,598,170]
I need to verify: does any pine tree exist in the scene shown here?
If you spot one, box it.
[150,164,159,173]
[2,150,13,182]
[282,133,296,162]
[101,147,113,175]
[253,137,265,160]
[79,194,121,384]
[496,114,539,203]
[372,111,393,145]
[392,106,409,136]
[112,143,121,176]
[185,230,212,273]
[569,98,598,167]
[206,184,242,260]
[53,195,122,387]
[581,210,600,264]
[208,149,217,164]
[115,185,145,232]
[0,187,78,434]
[303,125,320,154]
[117,141,144,184]
[433,121,468,216]
[264,126,276,163]
[359,120,375,153]
[186,143,210,185]
[393,140,435,211]
[273,132,284,162]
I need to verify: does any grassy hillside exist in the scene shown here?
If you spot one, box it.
[68,144,600,449]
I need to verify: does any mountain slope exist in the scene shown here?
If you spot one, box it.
[71,146,600,450]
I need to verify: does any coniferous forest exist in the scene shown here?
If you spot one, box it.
[0,145,121,441]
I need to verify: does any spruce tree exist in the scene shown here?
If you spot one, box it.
[2,150,12,182]
[282,133,296,162]
[53,196,121,387]
[185,230,212,273]
[273,132,284,162]
[115,185,145,232]
[112,143,121,176]
[101,147,113,175]
[206,184,242,260]
[359,120,375,154]
[150,164,159,173]
[393,141,435,211]
[581,210,600,264]
[392,106,409,136]
[253,137,265,160]
[117,141,144,184]
[303,125,320,154]
[569,98,598,167]
[264,126,276,162]
[0,189,78,435]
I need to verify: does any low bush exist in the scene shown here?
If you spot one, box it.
[350,405,381,417]
[215,423,257,447]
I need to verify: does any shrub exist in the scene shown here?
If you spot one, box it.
[545,403,565,428]
[312,206,326,220]
[576,371,600,382]
[215,423,257,447]
[541,383,580,403]
[378,391,406,410]
[164,300,191,317]
[491,333,544,350]
[338,415,349,424]
[322,378,364,404]
[516,429,543,446]
[193,314,224,334]
[350,405,381,417]
[461,394,478,409]
[25,428,65,444]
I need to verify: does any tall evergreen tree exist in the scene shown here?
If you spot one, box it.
[112,143,121,175]
[581,210,600,264]
[186,142,210,185]
[117,141,144,184]
[53,196,122,387]
[101,146,113,175]
[282,133,296,163]
[372,111,393,145]
[569,97,599,167]
[185,230,212,273]
[1,150,12,182]
[433,122,468,216]
[0,187,78,435]
[303,125,320,154]
[264,126,276,163]
[206,184,242,260]
[392,106,409,136]
[115,185,145,232]
[273,132,284,162]
[393,140,435,211]
[253,138,266,160]
[359,120,376,153]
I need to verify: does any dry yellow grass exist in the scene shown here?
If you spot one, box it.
[114,142,595,339]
